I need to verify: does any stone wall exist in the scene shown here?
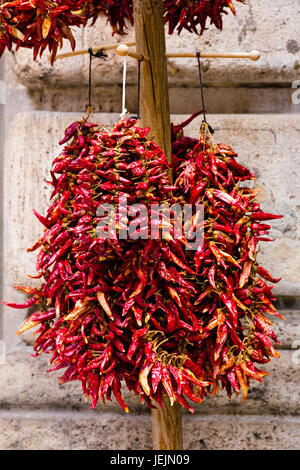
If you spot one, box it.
[0,0,299,450]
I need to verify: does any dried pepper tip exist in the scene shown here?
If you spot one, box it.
[139,363,153,396]
[97,292,114,320]
[16,317,38,336]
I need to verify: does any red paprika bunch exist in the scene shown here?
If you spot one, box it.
[164,0,244,35]
[171,122,283,402]
[5,116,283,412]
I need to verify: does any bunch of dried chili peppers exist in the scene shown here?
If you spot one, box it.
[0,0,88,64]
[4,116,283,412]
[171,121,283,402]
[164,0,244,35]
[0,0,244,62]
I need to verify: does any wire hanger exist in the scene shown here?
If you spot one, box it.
[128,55,143,120]
[196,51,214,135]
[87,48,107,116]
[136,56,142,120]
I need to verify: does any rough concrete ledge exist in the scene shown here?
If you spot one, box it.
[5,85,300,117]
[0,348,298,416]
[0,409,152,450]
[8,1,300,88]
[0,409,299,450]
[183,414,300,450]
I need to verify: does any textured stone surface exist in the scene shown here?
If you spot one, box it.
[3,112,299,347]
[4,54,300,116]
[0,409,299,450]
[183,415,300,450]
[8,0,300,89]
[0,409,152,450]
[273,310,300,349]
[0,347,298,416]
[6,80,300,116]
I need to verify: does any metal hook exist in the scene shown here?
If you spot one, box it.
[87,48,107,115]
[196,52,214,135]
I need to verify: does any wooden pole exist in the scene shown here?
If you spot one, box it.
[133,0,172,164]
[133,0,183,450]
[152,396,183,450]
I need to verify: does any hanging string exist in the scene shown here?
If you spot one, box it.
[196,51,214,134]
[120,56,128,119]
[87,49,93,115]
[128,55,143,120]
[87,48,107,115]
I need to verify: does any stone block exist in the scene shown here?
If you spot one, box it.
[0,409,152,450]
[183,415,300,450]
[3,112,299,346]
[5,62,299,115]
[0,409,299,449]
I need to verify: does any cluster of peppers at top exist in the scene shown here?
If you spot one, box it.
[4,115,283,413]
[0,0,102,64]
[0,0,244,63]
[164,0,244,35]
